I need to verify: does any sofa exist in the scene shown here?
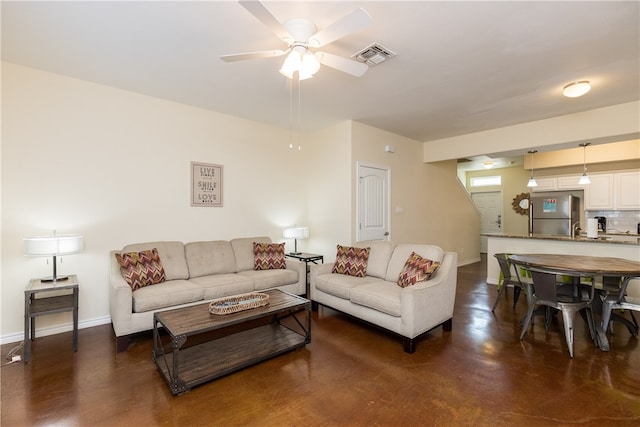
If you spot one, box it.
[310,241,458,353]
[109,237,305,351]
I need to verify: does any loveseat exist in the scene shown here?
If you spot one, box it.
[310,241,458,353]
[109,237,305,351]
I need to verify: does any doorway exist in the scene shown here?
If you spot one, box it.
[471,191,503,253]
[357,163,390,242]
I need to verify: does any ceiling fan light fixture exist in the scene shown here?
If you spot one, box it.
[302,52,321,75]
[563,81,591,98]
[280,48,320,80]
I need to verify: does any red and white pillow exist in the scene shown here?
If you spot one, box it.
[253,242,286,270]
[397,252,440,288]
[332,245,370,277]
[115,248,166,291]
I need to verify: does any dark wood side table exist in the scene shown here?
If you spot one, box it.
[285,253,323,297]
[24,275,79,363]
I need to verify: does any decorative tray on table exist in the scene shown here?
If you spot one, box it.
[209,292,270,315]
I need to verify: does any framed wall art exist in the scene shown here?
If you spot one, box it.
[191,162,223,207]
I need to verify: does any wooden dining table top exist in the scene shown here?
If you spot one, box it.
[508,254,640,276]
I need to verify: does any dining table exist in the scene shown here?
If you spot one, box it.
[508,254,640,352]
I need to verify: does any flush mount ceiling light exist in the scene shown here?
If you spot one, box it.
[483,160,494,169]
[563,81,591,98]
[526,150,538,188]
[578,142,591,185]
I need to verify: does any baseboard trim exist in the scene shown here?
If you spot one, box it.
[458,256,481,267]
[0,316,112,345]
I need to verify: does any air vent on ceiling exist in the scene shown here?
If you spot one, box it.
[352,43,396,67]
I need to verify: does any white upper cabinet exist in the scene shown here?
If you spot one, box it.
[615,171,640,210]
[557,175,584,190]
[584,174,614,210]
[530,177,557,192]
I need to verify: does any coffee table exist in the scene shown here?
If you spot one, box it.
[152,289,310,395]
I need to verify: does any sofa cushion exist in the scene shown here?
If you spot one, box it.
[115,248,166,291]
[355,241,395,279]
[253,242,286,270]
[185,241,236,277]
[315,273,383,300]
[397,252,440,288]
[231,236,272,272]
[350,282,402,317]
[386,245,444,283]
[122,241,189,281]
[132,279,203,312]
[237,269,298,291]
[332,245,370,277]
[189,274,255,300]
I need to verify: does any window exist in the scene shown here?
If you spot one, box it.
[470,176,501,187]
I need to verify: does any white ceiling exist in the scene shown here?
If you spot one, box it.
[2,1,639,149]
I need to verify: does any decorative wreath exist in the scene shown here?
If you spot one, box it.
[511,192,530,215]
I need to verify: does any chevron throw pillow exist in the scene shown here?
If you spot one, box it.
[332,245,370,277]
[115,248,166,291]
[397,252,440,288]
[253,242,286,270]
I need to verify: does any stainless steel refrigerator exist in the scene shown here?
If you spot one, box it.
[529,193,580,236]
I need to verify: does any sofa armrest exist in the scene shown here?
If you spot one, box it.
[309,262,335,300]
[109,251,134,337]
[399,251,458,337]
[285,258,306,295]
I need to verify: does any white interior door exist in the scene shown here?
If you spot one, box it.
[472,191,503,253]
[357,164,390,242]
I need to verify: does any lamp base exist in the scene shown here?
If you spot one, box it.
[41,275,70,283]
[289,252,302,256]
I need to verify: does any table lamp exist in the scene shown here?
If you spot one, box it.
[24,232,84,282]
[282,226,309,255]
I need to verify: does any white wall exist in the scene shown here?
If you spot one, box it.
[1,62,308,342]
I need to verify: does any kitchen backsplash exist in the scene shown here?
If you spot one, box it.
[587,210,640,234]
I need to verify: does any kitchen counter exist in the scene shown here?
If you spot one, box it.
[482,232,640,245]
[484,233,640,285]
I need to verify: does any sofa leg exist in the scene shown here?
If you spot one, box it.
[311,301,319,312]
[116,335,131,353]
[402,337,416,354]
[442,318,453,332]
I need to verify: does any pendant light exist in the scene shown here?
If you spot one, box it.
[526,150,538,187]
[578,142,591,185]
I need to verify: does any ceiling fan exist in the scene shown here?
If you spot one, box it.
[220,1,372,80]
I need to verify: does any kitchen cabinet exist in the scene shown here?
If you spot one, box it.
[530,177,557,192]
[584,174,614,210]
[615,171,640,210]
[557,175,584,190]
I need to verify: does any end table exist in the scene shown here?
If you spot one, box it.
[24,275,79,363]
[285,253,323,297]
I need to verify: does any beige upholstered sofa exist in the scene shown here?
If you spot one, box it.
[109,237,305,351]
[310,241,458,353]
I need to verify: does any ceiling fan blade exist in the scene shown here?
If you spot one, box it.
[316,52,369,77]
[309,8,372,48]
[220,49,288,62]
[239,1,293,42]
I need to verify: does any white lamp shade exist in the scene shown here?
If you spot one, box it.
[24,234,83,256]
[282,227,309,240]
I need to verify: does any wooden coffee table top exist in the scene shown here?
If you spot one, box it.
[155,289,309,338]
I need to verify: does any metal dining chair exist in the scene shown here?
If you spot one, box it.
[599,277,640,350]
[492,253,525,312]
[520,268,597,358]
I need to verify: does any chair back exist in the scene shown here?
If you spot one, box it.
[494,253,513,281]
[530,271,558,303]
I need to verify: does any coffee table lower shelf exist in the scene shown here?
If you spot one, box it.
[154,323,306,395]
